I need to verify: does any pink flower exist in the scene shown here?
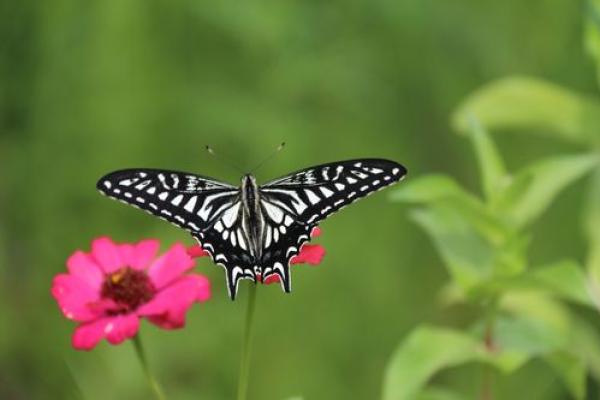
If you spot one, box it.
[187,227,326,285]
[51,237,211,351]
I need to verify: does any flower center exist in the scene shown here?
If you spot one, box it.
[101,267,155,314]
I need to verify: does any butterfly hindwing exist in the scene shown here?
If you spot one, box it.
[197,200,258,300]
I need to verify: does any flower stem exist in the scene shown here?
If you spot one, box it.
[132,334,166,400]
[237,284,258,400]
[480,300,497,400]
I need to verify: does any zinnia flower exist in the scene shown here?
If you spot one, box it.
[52,237,211,350]
[187,227,326,285]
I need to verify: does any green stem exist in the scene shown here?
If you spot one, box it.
[237,284,258,400]
[132,334,167,400]
[480,300,497,400]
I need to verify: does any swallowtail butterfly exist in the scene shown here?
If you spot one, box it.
[97,159,407,299]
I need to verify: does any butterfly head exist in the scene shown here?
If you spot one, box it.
[241,173,257,188]
[241,174,259,204]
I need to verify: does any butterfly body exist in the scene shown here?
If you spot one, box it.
[97,159,407,299]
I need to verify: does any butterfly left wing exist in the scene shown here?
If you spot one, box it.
[97,169,238,233]
[258,159,407,291]
[97,169,258,299]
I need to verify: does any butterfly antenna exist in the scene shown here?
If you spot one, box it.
[205,145,245,174]
[249,142,286,174]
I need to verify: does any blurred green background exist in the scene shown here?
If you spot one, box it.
[1,1,597,399]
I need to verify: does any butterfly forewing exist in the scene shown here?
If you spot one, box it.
[261,159,406,224]
[97,169,238,232]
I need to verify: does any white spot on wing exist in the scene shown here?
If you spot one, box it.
[319,187,334,198]
[305,189,320,205]
[222,202,240,228]
[198,204,213,220]
[184,196,197,212]
[135,180,151,190]
[284,215,294,226]
[265,226,272,248]
[237,230,247,250]
[263,201,284,223]
[171,194,184,206]
[158,192,168,201]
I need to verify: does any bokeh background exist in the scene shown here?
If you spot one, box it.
[1,1,597,399]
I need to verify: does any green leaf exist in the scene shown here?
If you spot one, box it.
[464,115,508,202]
[570,316,600,381]
[415,387,470,400]
[391,175,509,244]
[494,153,599,227]
[470,260,594,310]
[584,168,600,285]
[498,291,571,355]
[382,324,538,400]
[382,326,484,400]
[390,174,468,203]
[544,352,586,400]
[409,206,495,291]
[452,76,600,145]
[532,260,595,307]
[585,0,600,90]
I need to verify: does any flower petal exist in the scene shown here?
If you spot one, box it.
[291,244,326,265]
[51,274,100,322]
[72,317,111,350]
[119,239,160,270]
[137,275,211,329]
[66,251,103,290]
[262,274,280,284]
[105,314,140,345]
[187,244,209,258]
[311,227,322,238]
[91,237,124,273]
[147,244,195,289]
[71,314,139,350]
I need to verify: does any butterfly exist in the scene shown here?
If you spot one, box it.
[97,159,407,299]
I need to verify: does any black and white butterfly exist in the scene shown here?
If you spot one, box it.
[97,159,407,299]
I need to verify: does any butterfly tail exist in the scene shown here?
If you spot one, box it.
[263,261,292,293]
[225,267,242,300]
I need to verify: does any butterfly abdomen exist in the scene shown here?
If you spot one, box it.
[241,175,263,260]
